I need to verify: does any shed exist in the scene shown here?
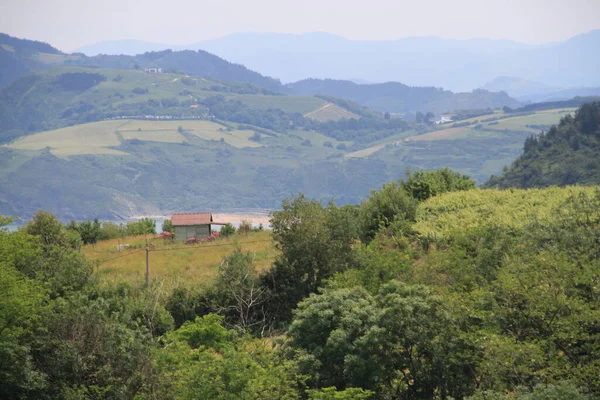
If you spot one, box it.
[172,212,215,241]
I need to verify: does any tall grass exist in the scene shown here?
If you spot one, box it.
[83,230,276,289]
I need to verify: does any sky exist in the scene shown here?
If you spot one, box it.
[1,0,599,52]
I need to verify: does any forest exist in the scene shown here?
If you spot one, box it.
[2,165,599,399]
[486,102,600,188]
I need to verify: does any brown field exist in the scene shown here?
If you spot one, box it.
[84,230,276,288]
[405,127,471,141]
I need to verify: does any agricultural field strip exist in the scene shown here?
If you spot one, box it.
[9,119,263,154]
[407,108,576,142]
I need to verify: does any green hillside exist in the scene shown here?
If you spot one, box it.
[485,102,600,188]
[0,33,67,88]
[285,78,520,115]
[1,96,578,220]
[0,66,337,142]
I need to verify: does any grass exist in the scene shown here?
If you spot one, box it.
[9,120,126,157]
[119,128,187,143]
[8,119,263,157]
[345,144,387,158]
[234,94,326,114]
[406,127,471,141]
[304,103,360,122]
[415,186,596,241]
[84,230,276,287]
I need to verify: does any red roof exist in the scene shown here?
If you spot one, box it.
[172,212,213,226]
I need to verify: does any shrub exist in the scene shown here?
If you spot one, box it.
[220,223,236,237]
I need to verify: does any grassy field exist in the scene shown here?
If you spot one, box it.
[8,119,263,157]
[9,120,127,157]
[405,108,577,143]
[304,103,360,122]
[84,230,276,287]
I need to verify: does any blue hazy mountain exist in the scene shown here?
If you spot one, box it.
[482,76,600,103]
[75,30,600,92]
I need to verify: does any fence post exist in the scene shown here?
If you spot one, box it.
[145,246,150,288]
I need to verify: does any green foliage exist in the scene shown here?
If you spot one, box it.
[402,167,476,201]
[0,215,14,227]
[307,387,374,400]
[220,222,236,237]
[154,314,301,399]
[289,282,477,399]
[0,260,46,397]
[126,218,156,235]
[263,196,360,323]
[359,180,417,243]
[215,249,268,331]
[162,218,174,233]
[486,102,600,188]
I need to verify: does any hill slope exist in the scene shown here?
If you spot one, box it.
[286,78,519,114]
[0,33,64,88]
[154,30,600,91]
[485,102,600,188]
[0,66,343,142]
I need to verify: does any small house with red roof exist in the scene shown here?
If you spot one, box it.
[172,212,224,241]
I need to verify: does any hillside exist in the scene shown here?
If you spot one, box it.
[0,102,574,220]
[482,76,600,103]
[103,30,600,91]
[485,102,600,188]
[0,33,65,88]
[285,78,520,115]
[0,66,347,142]
[68,49,284,93]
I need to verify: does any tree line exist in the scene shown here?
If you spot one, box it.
[2,167,598,399]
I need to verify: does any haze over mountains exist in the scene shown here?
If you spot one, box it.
[75,30,600,92]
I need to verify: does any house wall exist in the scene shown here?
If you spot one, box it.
[174,224,211,240]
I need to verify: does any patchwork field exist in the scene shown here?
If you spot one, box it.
[406,127,471,141]
[345,144,387,158]
[406,108,577,142]
[8,119,264,157]
[84,230,276,287]
[304,103,360,122]
[9,121,126,157]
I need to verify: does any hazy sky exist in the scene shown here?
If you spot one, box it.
[1,0,599,51]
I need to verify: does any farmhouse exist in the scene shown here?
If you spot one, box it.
[144,67,163,74]
[172,212,222,241]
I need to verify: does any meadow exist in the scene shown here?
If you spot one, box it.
[303,102,360,122]
[84,230,276,288]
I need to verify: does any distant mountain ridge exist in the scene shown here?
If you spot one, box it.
[75,30,600,92]
[0,33,63,88]
[482,76,600,103]
[285,79,519,114]
[1,32,522,116]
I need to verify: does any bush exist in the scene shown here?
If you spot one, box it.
[323,141,333,148]
[220,223,236,237]
[131,87,148,95]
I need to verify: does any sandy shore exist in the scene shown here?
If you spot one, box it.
[128,211,273,225]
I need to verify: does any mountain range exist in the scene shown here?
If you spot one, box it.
[75,30,600,92]
[1,33,520,116]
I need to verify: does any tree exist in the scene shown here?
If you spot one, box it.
[359,181,417,242]
[162,218,174,233]
[155,315,301,400]
[262,196,359,323]
[219,223,236,237]
[215,249,268,331]
[0,261,46,398]
[0,215,14,227]
[401,167,476,202]
[288,281,477,398]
